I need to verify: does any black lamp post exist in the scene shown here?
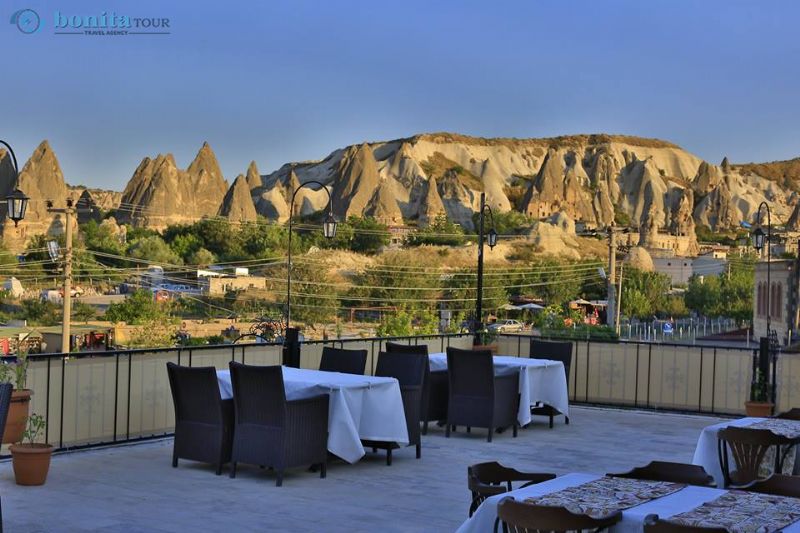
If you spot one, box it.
[0,140,29,226]
[752,201,771,337]
[286,180,337,328]
[474,192,498,345]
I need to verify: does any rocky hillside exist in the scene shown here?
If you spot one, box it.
[255,132,793,237]
[0,133,796,253]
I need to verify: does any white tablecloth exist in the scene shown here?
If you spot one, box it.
[457,472,800,533]
[692,416,772,487]
[429,353,569,426]
[216,367,409,464]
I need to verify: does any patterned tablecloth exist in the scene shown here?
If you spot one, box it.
[692,417,800,486]
[748,418,800,439]
[665,490,800,532]
[525,477,685,519]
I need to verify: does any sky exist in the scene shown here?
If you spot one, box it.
[1,0,799,189]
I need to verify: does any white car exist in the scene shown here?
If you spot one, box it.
[487,319,524,333]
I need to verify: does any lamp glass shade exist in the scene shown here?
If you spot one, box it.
[751,226,766,251]
[323,213,337,239]
[487,228,498,248]
[6,188,28,226]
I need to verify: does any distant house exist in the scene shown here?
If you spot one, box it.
[197,267,266,295]
[752,258,797,345]
[652,255,726,285]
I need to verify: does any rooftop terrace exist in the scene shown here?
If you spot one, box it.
[0,406,725,532]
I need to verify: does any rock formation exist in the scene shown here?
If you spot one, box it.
[0,141,71,248]
[6,132,800,257]
[331,143,381,219]
[625,246,655,271]
[218,175,258,222]
[117,142,228,229]
[245,161,262,191]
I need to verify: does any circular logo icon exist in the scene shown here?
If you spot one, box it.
[14,9,40,34]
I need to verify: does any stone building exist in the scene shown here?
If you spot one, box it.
[753,259,798,345]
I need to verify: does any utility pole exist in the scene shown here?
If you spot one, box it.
[615,259,624,334]
[48,199,76,354]
[607,227,617,331]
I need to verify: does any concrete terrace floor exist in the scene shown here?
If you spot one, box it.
[0,406,726,533]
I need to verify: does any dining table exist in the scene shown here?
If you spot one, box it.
[216,366,409,464]
[692,416,800,487]
[457,472,800,533]
[429,353,569,426]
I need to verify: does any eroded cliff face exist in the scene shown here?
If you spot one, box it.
[5,133,797,253]
[257,132,791,242]
[117,142,228,230]
[0,141,72,248]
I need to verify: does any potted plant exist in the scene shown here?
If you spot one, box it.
[9,413,53,486]
[473,329,497,354]
[745,369,774,417]
[0,349,32,444]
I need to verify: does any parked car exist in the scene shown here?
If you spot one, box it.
[487,319,524,333]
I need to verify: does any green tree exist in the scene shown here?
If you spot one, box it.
[127,236,182,266]
[105,289,171,325]
[190,247,216,267]
[15,299,61,326]
[407,215,466,247]
[339,216,390,254]
[71,301,97,323]
[471,210,534,235]
[347,253,441,312]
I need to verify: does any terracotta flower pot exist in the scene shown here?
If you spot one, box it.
[473,344,497,354]
[2,389,32,444]
[9,443,54,486]
[745,401,774,418]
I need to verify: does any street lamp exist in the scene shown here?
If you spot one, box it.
[752,202,772,337]
[0,140,29,226]
[474,192,498,345]
[286,180,337,329]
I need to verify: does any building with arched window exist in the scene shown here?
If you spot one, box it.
[753,259,798,345]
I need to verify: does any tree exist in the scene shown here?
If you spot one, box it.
[71,301,97,323]
[105,289,170,325]
[471,210,534,235]
[333,216,390,254]
[347,253,441,312]
[264,262,340,326]
[189,247,216,267]
[15,299,61,326]
[684,265,753,321]
[407,215,466,247]
[127,236,182,266]
[444,268,508,320]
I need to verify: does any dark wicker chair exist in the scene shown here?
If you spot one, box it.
[608,461,716,487]
[775,408,800,420]
[445,347,519,442]
[319,346,368,375]
[643,515,727,532]
[0,383,12,533]
[743,474,800,497]
[468,461,556,517]
[166,362,234,475]
[529,339,572,427]
[385,342,442,434]
[717,426,796,487]
[495,497,622,532]
[363,351,426,465]
[228,362,329,486]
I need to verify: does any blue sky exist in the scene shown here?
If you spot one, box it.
[1,0,799,189]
